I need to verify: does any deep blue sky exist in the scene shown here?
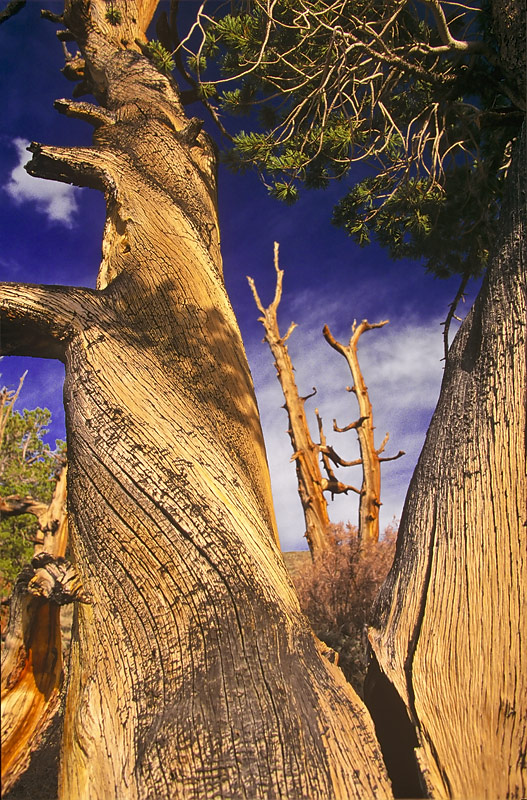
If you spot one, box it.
[0,2,480,549]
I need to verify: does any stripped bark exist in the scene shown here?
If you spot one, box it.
[248,244,333,557]
[1,466,69,794]
[367,123,527,798]
[323,321,404,543]
[0,3,392,797]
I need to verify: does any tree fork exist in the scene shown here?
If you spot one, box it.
[323,320,403,543]
[1,3,394,797]
[248,243,332,558]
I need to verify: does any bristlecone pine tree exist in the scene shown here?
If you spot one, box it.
[1,1,525,798]
[322,321,405,543]
[0,1,392,798]
[248,244,335,558]
[366,120,526,798]
[248,245,404,552]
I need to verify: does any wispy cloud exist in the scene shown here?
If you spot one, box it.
[3,138,79,226]
[247,292,445,550]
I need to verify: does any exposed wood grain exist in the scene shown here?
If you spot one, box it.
[368,124,526,798]
[248,244,332,557]
[1,467,71,796]
[0,1,393,796]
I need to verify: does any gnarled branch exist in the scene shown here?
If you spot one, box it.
[0,283,100,360]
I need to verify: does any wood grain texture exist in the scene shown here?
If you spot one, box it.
[368,123,526,798]
[1,593,63,795]
[1,1,393,797]
[1,469,70,795]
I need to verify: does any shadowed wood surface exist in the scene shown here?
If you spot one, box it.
[1,468,69,795]
[368,123,526,798]
[0,1,393,797]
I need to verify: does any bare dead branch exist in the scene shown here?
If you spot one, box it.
[0,283,99,360]
[315,408,363,500]
[333,416,369,432]
[420,0,485,53]
[351,318,390,344]
[281,321,297,343]
[247,276,266,316]
[320,446,363,469]
[0,0,25,24]
[0,371,27,449]
[320,477,362,496]
[0,495,49,520]
[376,431,390,455]
[54,98,116,127]
[300,387,317,403]
[378,450,405,462]
[40,7,63,23]
[441,271,471,364]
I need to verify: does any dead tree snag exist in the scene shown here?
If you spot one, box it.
[323,321,404,543]
[248,244,333,557]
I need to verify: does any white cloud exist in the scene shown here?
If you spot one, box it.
[248,293,445,550]
[3,138,79,226]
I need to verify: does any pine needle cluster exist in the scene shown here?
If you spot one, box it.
[178,0,524,278]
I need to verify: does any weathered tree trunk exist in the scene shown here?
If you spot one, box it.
[248,244,333,557]
[1,466,71,795]
[0,2,392,797]
[323,321,404,543]
[366,123,526,798]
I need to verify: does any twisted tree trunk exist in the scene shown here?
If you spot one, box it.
[0,2,392,797]
[367,123,526,798]
[1,466,70,795]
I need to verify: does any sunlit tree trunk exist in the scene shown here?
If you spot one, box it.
[0,2,392,797]
[367,122,526,798]
[248,244,333,557]
[1,466,70,795]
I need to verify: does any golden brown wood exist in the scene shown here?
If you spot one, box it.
[1,467,69,794]
[0,3,393,797]
[368,124,527,798]
[323,321,403,542]
[248,244,333,557]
